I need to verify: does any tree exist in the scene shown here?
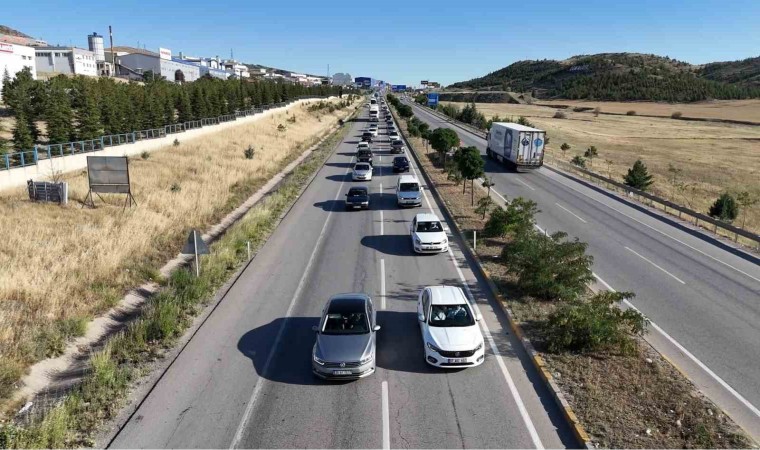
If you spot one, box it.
[560,142,570,159]
[12,110,34,150]
[623,159,654,191]
[76,83,103,140]
[475,196,494,220]
[584,146,598,167]
[428,128,459,165]
[176,89,192,123]
[45,82,74,144]
[571,155,586,168]
[397,104,413,118]
[736,191,758,229]
[457,146,485,205]
[708,193,739,222]
[481,176,495,198]
[484,197,538,238]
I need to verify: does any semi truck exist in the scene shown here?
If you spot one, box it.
[485,122,546,171]
[369,104,379,122]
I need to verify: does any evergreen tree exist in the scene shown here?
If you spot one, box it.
[623,159,654,191]
[12,110,34,150]
[45,82,74,144]
[708,193,739,222]
[191,87,208,119]
[176,89,192,123]
[76,84,103,140]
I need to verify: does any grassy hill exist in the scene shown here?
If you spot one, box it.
[0,25,32,38]
[450,53,760,102]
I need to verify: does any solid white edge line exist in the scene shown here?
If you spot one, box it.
[592,273,760,420]
[381,380,390,450]
[228,152,355,449]
[516,178,536,191]
[380,258,386,310]
[555,202,588,224]
[624,246,685,284]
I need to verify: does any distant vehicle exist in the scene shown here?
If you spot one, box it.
[368,127,378,137]
[361,131,373,143]
[396,175,422,207]
[357,142,370,151]
[370,98,377,105]
[410,213,448,254]
[486,122,546,171]
[389,132,400,141]
[369,106,379,122]
[312,294,380,379]
[345,186,370,209]
[391,140,404,153]
[417,286,484,368]
[357,149,373,164]
[392,156,409,173]
[352,162,373,181]
[385,116,393,123]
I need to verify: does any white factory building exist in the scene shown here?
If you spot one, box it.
[113,47,200,83]
[34,46,99,77]
[0,42,37,97]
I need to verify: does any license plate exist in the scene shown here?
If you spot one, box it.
[353,205,361,209]
[448,358,467,364]
[333,370,352,375]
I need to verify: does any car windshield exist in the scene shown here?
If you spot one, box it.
[322,306,370,335]
[428,304,475,327]
[394,158,408,165]
[392,140,402,145]
[355,164,370,171]
[348,189,367,197]
[400,183,420,192]
[416,221,443,232]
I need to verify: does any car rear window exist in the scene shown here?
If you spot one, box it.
[348,188,367,196]
[355,163,370,171]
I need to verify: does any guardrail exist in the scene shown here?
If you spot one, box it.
[1,95,328,172]
[409,101,760,248]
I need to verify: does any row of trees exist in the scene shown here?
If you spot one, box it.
[1,68,348,152]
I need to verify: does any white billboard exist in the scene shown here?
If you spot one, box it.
[0,43,14,54]
[159,47,172,60]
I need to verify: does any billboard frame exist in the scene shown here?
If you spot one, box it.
[83,156,136,209]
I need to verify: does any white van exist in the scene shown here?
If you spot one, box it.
[396,175,423,207]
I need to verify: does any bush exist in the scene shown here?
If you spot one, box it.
[287,115,297,123]
[553,111,567,119]
[244,145,255,159]
[671,111,683,119]
[593,107,601,117]
[140,150,150,160]
[708,193,739,222]
[173,138,180,147]
[571,155,586,168]
[543,291,647,354]
[483,197,538,238]
[626,110,637,116]
[170,183,181,193]
[517,116,535,128]
[501,230,594,301]
[624,159,654,191]
[277,124,286,132]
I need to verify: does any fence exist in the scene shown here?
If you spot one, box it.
[412,102,760,248]
[1,95,327,172]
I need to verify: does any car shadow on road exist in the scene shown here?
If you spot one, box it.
[325,173,353,182]
[324,162,354,169]
[237,316,350,386]
[360,234,415,257]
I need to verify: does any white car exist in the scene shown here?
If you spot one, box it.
[417,286,485,368]
[367,127,378,137]
[389,132,400,141]
[357,142,370,151]
[352,162,373,181]
[410,213,448,253]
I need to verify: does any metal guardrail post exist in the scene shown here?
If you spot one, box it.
[20,151,25,167]
[4,154,9,170]
[33,146,38,164]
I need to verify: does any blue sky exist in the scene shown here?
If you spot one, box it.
[5,0,759,86]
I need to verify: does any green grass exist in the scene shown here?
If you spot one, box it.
[0,116,352,449]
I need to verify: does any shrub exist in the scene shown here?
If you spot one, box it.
[277,124,286,132]
[593,107,601,117]
[483,197,538,238]
[571,155,586,168]
[475,196,494,220]
[517,116,535,127]
[623,159,654,191]
[671,111,683,119]
[173,138,180,147]
[543,291,647,354]
[501,230,594,301]
[244,145,255,159]
[553,111,567,119]
[708,193,739,222]
[287,115,297,123]
[626,110,637,116]
[170,183,181,193]
[140,150,150,160]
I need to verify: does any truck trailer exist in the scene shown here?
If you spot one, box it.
[485,122,546,171]
[369,104,379,122]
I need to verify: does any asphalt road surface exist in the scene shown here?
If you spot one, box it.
[109,106,576,448]
[407,100,760,435]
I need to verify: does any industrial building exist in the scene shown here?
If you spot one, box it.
[87,32,114,77]
[34,45,98,77]
[0,42,37,97]
[114,47,200,83]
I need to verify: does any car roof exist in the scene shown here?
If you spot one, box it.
[414,212,441,223]
[348,185,369,192]
[327,294,370,312]
[427,286,467,305]
[398,174,419,183]
[393,156,408,161]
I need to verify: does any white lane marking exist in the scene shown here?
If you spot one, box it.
[229,153,355,449]
[516,178,536,191]
[381,381,390,450]
[592,273,760,420]
[624,246,685,284]
[546,171,760,284]
[445,246,544,449]
[380,258,386,310]
[555,202,587,223]
[379,210,384,235]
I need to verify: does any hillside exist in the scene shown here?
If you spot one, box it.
[450,53,760,102]
[0,25,32,38]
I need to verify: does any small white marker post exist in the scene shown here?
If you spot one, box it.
[193,231,200,277]
[473,230,477,251]
[181,229,210,278]
[247,241,251,259]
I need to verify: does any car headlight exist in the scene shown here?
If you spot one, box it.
[313,354,326,366]
[426,342,442,353]
[474,341,483,351]
[442,238,448,244]
[414,237,421,245]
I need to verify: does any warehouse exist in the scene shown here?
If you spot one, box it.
[34,46,97,77]
[115,47,200,83]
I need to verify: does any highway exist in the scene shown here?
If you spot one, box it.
[108,106,576,448]
[406,100,760,436]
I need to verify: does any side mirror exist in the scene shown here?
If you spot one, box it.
[417,313,425,322]
[311,325,319,332]
[373,325,381,332]
[475,313,483,322]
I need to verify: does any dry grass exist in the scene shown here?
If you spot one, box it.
[444,101,760,233]
[537,99,760,123]
[0,98,356,400]
[399,113,750,448]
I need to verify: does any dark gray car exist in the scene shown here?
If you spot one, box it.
[312,294,380,380]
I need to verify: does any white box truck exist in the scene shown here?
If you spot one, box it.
[369,104,379,122]
[486,122,546,171]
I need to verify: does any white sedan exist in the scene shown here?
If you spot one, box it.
[410,213,448,253]
[352,163,373,181]
[417,286,485,368]
[389,132,400,141]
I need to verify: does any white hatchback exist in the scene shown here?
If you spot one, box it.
[410,213,448,253]
[417,286,485,368]
[352,162,373,181]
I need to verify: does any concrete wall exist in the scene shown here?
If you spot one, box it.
[0,99,321,191]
